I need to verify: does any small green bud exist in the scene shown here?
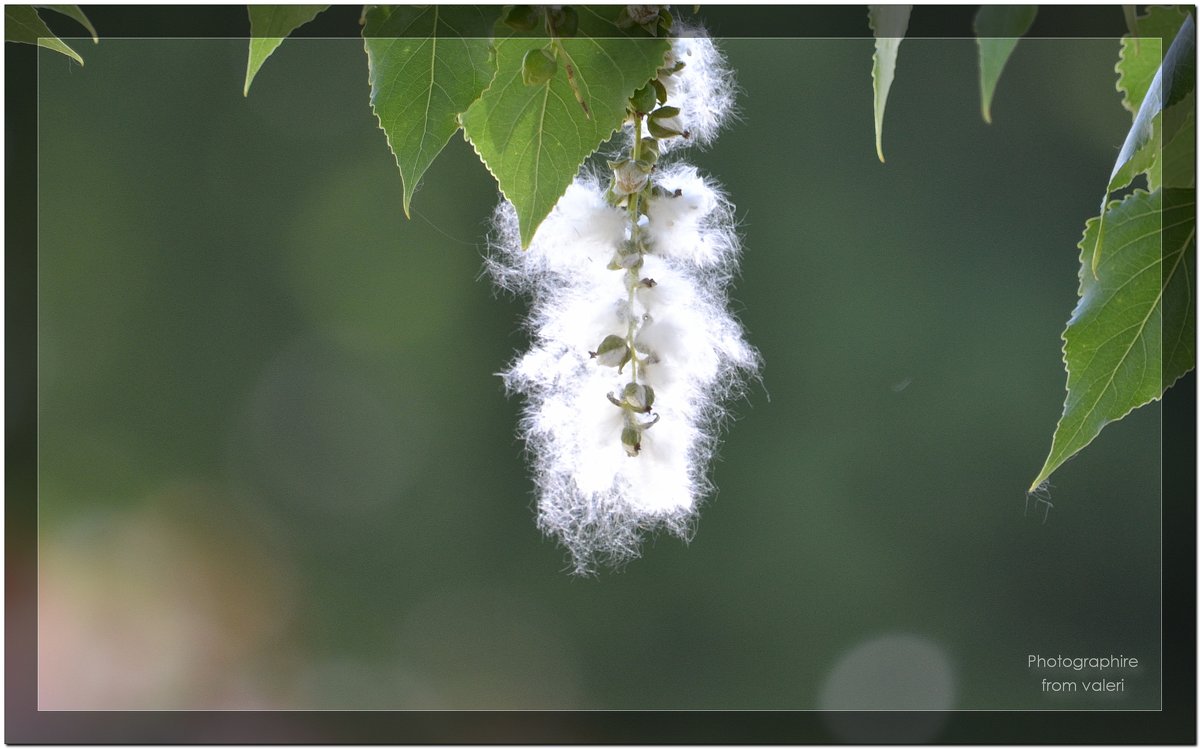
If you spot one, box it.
[621,426,642,457]
[503,5,540,31]
[590,335,631,369]
[622,383,655,412]
[649,105,681,121]
[522,47,558,86]
[549,6,578,36]
[630,84,657,115]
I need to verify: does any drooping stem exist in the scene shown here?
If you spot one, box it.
[625,114,645,384]
[628,115,644,239]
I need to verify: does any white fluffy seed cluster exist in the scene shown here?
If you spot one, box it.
[653,25,737,153]
[487,31,757,573]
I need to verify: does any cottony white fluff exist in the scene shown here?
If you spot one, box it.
[487,173,758,573]
[651,25,737,153]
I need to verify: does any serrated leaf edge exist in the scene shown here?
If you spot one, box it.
[1031,189,1196,490]
[461,37,669,247]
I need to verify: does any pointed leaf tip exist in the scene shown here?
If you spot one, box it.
[364,5,497,219]
[1032,188,1196,488]
[6,6,85,64]
[244,5,329,96]
[973,6,1037,124]
[461,6,669,244]
[868,5,911,164]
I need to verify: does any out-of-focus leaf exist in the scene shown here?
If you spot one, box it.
[5,5,82,64]
[868,4,911,162]
[244,5,329,96]
[37,5,96,42]
[973,5,1037,123]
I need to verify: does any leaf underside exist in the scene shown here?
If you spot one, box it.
[868,4,911,163]
[244,5,329,96]
[364,5,496,217]
[1031,188,1196,490]
[461,7,669,246]
[973,5,1037,123]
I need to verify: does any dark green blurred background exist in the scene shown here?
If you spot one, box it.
[35,27,1163,721]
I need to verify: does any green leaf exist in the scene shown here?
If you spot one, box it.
[244,5,329,96]
[1110,93,1194,195]
[868,5,911,163]
[5,5,82,64]
[973,5,1037,123]
[460,7,669,246]
[364,6,497,218]
[1097,14,1194,271]
[1116,5,1187,115]
[1108,111,1164,194]
[36,5,96,42]
[1159,93,1195,189]
[1030,188,1196,490]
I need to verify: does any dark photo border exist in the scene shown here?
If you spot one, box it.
[6,4,1196,743]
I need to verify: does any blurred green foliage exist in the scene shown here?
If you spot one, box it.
[37,35,1163,715]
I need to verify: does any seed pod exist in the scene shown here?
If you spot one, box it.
[647,119,683,139]
[549,6,578,36]
[626,5,661,26]
[649,105,681,121]
[612,159,651,196]
[647,105,684,140]
[522,47,558,86]
[621,426,642,457]
[622,383,655,412]
[657,8,674,32]
[638,137,659,166]
[651,78,668,104]
[590,335,631,369]
[503,5,540,32]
